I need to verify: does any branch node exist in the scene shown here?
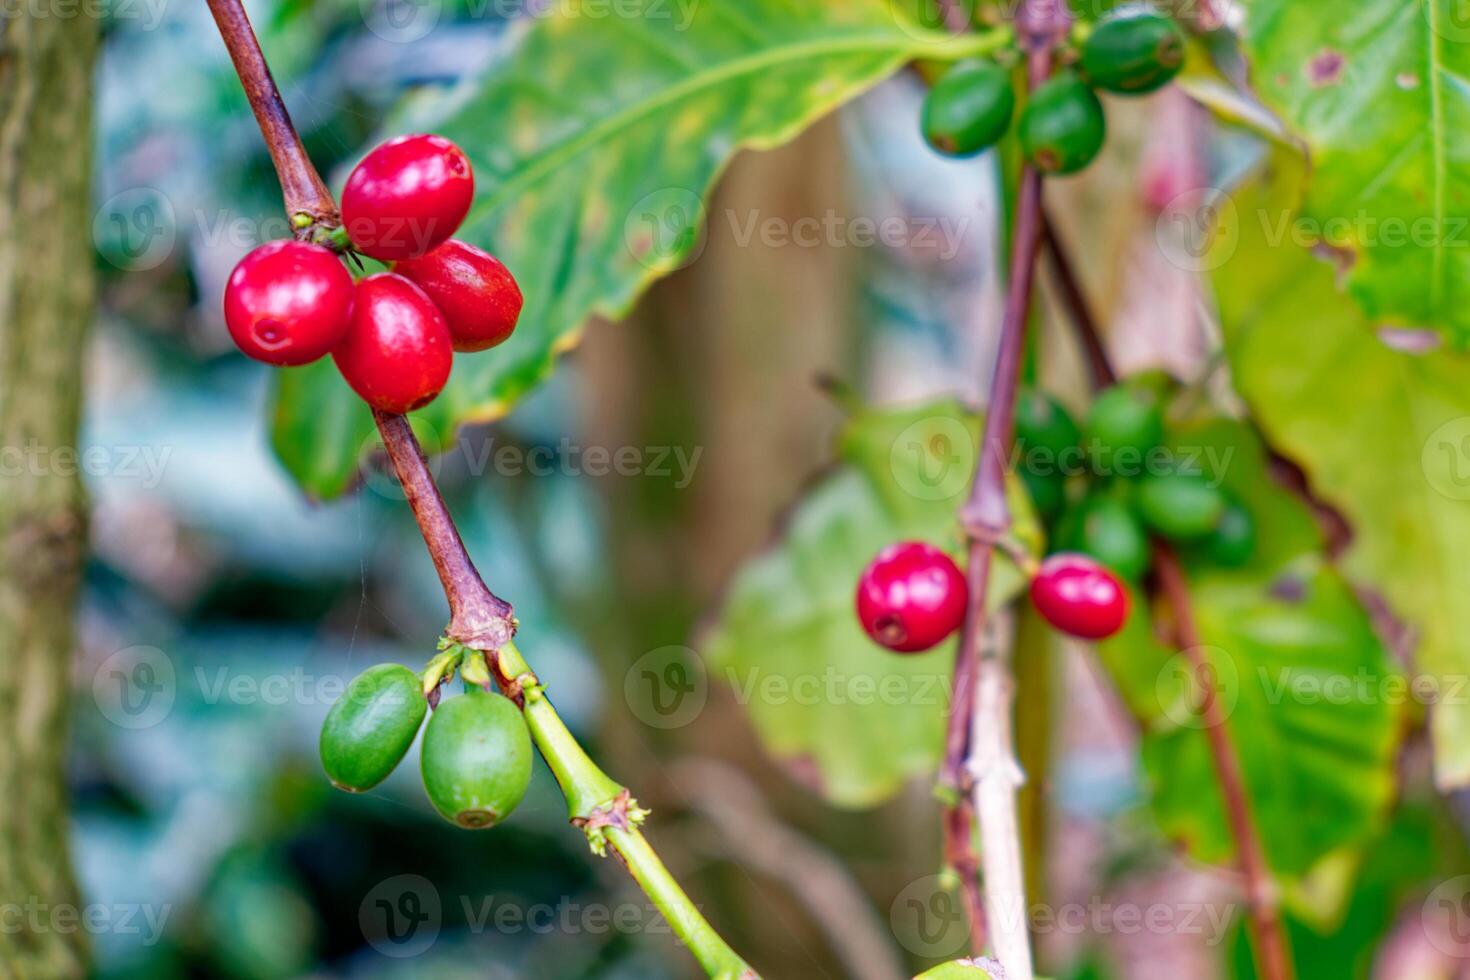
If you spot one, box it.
[968,752,1027,790]
[573,790,650,856]
[447,609,517,656]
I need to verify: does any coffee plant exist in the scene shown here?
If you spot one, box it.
[170,0,1470,976]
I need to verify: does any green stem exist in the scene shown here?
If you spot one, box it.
[608,826,755,980]
[494,640,626,821]
[491,641,755,978]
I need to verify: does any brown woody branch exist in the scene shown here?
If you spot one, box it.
[940,1,1069,973]
[205,0,337,229]
[1041,212,1293,980]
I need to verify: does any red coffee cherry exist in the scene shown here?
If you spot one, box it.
[223,240,353,366]
[394,239,522,352]
[1029,552,1130,640]
[341,134,474,261]
[855,542,968,653]
[332,273,453,414]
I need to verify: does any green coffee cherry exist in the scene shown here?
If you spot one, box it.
[1081,9,1187,95]
[921,60,1016,158]
[421,688,533,829]
[320,663,428,793]
[1203,499,1255,566]
[1021,467,1067,520]
[1018,70,1106,175]
[1015,387,1081,466]
[1136,471,1226,540]
[1082,384,1164,475]
[1074,491,1151,580]
[1015,387,1080,519]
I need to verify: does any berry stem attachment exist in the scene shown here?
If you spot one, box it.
[205,0,338,233]
[1043,200,1294,980]
[940,3,1068,973]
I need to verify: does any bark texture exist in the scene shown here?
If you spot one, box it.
[0,9,99,979]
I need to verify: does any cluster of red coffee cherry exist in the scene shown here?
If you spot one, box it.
[223,134,522,413]
[856,544,1127,653]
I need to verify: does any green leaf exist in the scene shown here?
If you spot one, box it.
[913,961,995,980]
[703,400,1040,808]
[1229,799,1469,978]
[1214,152,1470,788]
[1096,417,1398,878]
[270,0,997,497]
[1240,0,1470,343]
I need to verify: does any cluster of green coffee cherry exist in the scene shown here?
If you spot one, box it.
[921,7,1186,172]
[318,644,533,829]
[1015,378,1255,584]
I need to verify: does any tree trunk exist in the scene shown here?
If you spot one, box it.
[0,9,99,979]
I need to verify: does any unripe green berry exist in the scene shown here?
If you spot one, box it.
[1082,384,1164,476]
[1136,471,1226,540]
[1021,467,1067,520]
[1081,9,1187,95]
[1015,387,1081,466]
[1073,490,1151,580]
[921,60,1016,158]
[1018,70,1106,175]
[421,688,533,829]
[319,664,428,793]
[1015,387,1080,520]
[1202,499,1255,566]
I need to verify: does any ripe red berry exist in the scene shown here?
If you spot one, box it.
[332,273,453,414]
[223,240,353,366]
[1029,552,1130,640]
[855,542,968,653]
[341,134,474,261]
[393,239,522,352]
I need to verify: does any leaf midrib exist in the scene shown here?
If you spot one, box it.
[1425,0,1448,309]
[467,31,961,217]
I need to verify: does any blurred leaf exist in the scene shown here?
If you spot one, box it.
[1241,0,1470,343]
[1096,417,1398,879]
[202,849,318,980]
[1214,153,1470,788]
[913,961,995,979]
[704,400,1040,808]
[270,0,992,496]
[1230,798,1468,979]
